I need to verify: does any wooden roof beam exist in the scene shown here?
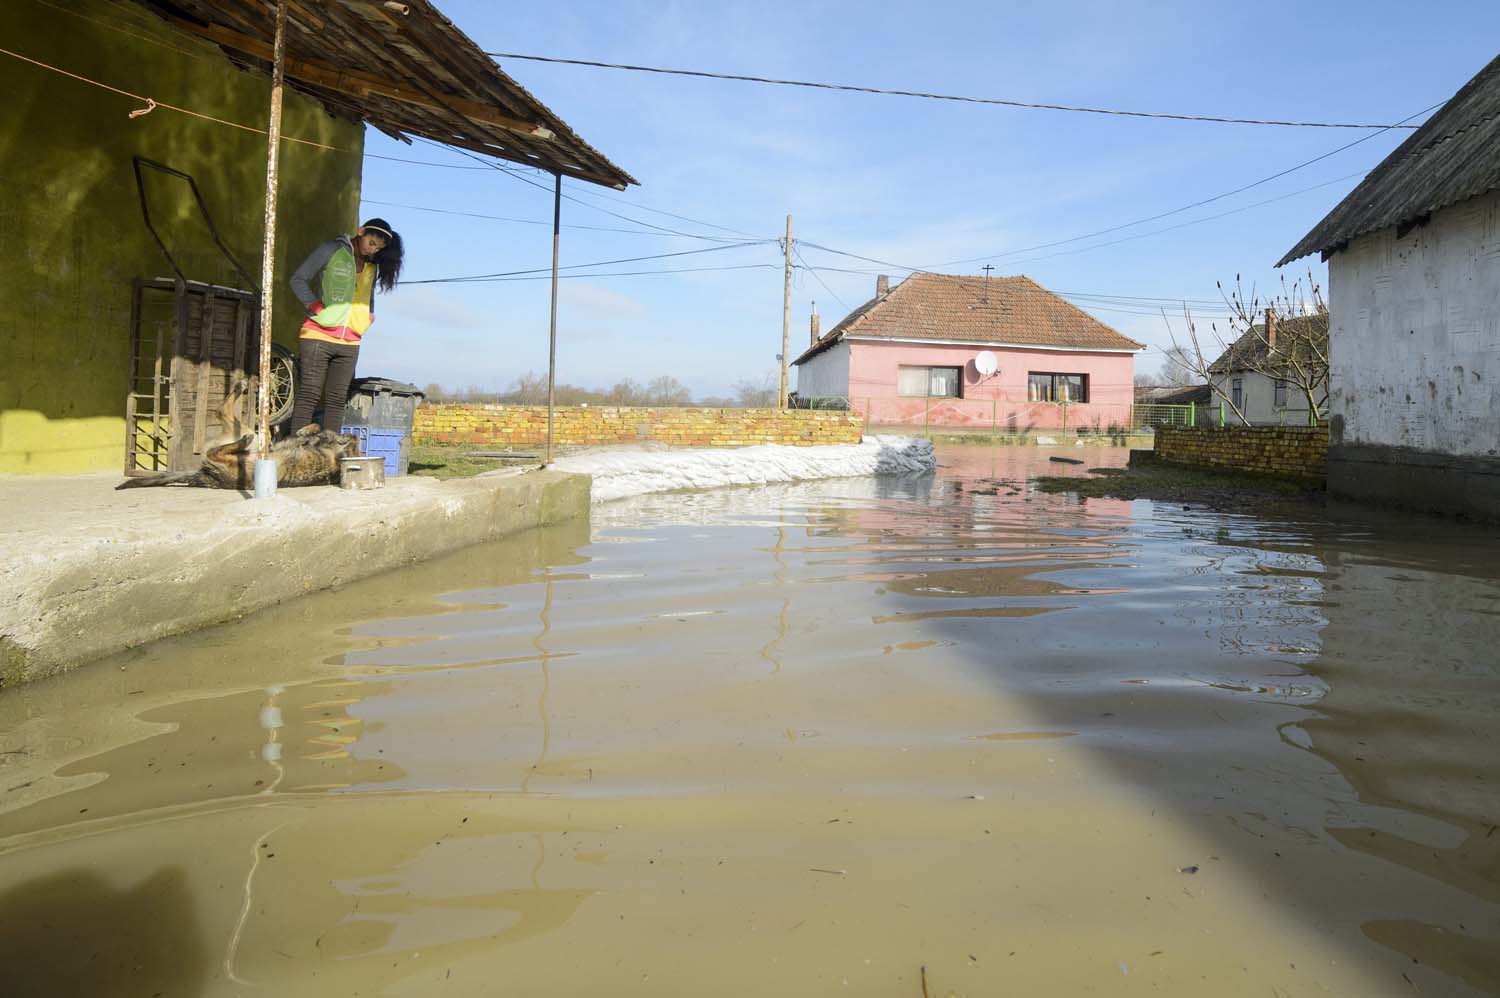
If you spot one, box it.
[167,16,557,141]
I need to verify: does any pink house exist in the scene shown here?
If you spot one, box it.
[792,273,1143,432]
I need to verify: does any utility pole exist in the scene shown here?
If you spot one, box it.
[779,214,792,409]
[546,172,561,465]
[253,0,288,499]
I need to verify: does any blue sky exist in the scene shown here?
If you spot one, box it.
[353,1,1500,398]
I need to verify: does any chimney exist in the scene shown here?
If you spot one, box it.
[809,305,821,346]
[1265,308,1278,351]
[876,274,889,300]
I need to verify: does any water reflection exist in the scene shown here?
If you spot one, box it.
[1,677,403,838]
[0,446,1497,995]
[1292,544,1500,981]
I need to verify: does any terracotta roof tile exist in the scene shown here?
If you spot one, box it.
[793,273,1144,365]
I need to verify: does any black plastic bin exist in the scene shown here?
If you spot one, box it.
[340,377,425,477]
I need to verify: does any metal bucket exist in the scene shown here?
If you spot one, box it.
[339,455,386,490]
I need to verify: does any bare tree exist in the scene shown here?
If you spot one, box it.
[1164,273,1328,426]
[1158,345,1198,387]
[601,378,643,405]
[732,372,779,408]
[646,375,692,406]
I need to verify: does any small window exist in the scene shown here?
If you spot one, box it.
[898,365,962,398]
[1274,379,1288,407]
[1231,377,1244,410]
[1028,372,1089,403]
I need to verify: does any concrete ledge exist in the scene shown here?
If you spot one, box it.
[1329,444,1500,522]
[0,469,590,688]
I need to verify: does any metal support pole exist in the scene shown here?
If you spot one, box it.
[253,0,288,498]
[546,172,561,465]
[778,214,792,409]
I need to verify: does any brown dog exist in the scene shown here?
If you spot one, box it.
[117,424,362,490]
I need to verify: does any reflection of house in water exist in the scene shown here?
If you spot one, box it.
[1295,543,1500,977]
[806,466,1136,627]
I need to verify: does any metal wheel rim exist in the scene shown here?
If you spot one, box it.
[267,345,295,425]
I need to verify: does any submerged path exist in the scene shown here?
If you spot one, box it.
[1,445,1497,996]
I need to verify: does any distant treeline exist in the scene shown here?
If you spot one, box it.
[422,371,779,409]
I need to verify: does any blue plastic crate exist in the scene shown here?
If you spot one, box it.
[341,425,406,477]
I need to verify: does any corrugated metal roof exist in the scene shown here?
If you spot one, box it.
[131,0,636,190]
[1279,54,1500,265]
[793,273,1144,366]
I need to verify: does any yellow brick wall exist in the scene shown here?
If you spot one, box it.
[414,405,864,449]
[1156,426,1329,483]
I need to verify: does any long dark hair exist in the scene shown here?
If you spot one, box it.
[360,218,404,293]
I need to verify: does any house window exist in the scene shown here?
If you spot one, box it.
[1028,372,1089,403]
[1231,377,1244,410]
[898,366,962,398]
[1274,379,1288,407]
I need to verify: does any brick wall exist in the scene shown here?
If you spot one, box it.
[1155,426,1329,483]
[414,405,864,449]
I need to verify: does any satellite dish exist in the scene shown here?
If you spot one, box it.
[975,351,998,376]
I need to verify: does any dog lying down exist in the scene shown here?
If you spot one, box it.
[116,425,361,490]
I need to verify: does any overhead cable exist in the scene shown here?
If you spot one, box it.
[487,51,1423,130]
[361,197,746,241]
[792,245,851,312]
[425,263,779,284]
[412,136,753,242]
[404,240,773,285]
[926,102,1444,268]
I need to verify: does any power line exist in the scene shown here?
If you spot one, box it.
[792,264,1241,319]
[791,261,1235,307]
[409,136,760,242]
[487,51,1422,130]
[559,187,765,239]
[979,169,1377,270]
[792,246,850,312]
[795,130,1419,278]
[925,102,1444,269]
[404,240,773,285]
[366,152,493,170]
[360,197,747,241]
[798,240,921,273]
[427,263,779,284]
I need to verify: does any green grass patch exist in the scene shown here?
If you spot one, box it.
[407,443,540,480]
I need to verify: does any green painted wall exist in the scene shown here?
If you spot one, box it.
[0,0,364,473]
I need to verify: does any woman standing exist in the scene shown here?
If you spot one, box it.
[287,218,404,433]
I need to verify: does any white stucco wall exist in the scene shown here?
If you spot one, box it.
[1327,187,1500,458]
[1209,370,1317,426]
[793,341,850,399]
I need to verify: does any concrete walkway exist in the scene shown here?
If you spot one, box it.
[0,469,589,688]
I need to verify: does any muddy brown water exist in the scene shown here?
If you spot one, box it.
[2,445,1498,997]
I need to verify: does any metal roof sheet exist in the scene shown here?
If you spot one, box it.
[1279,54,1500,265]
[132,0,636,190]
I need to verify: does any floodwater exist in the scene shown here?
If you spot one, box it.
[2,446,1499,997]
